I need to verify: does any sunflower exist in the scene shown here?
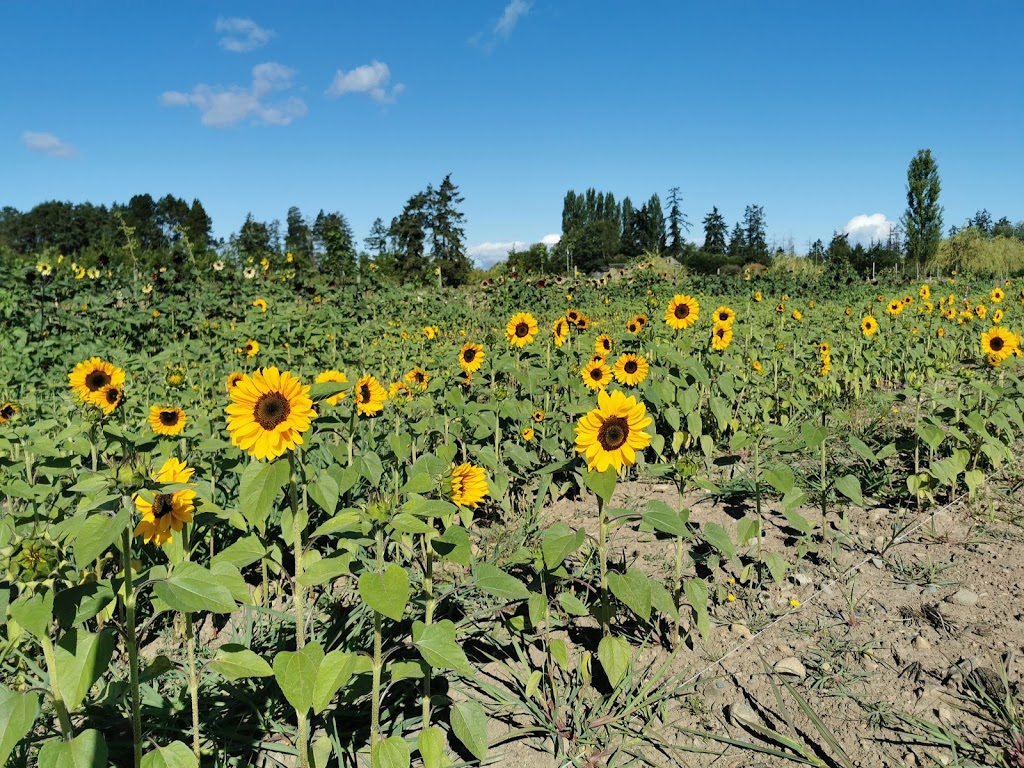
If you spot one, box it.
[459,343,485,373]
[574,314,590,331]
[634,314,649,328]
[754,291,763,302]
[861,316,879,337]
[423,326,438,340]
[405,367,429,389]
[975,304,987,319]
[991,287,1005,304]
[595,334,613,355]
[752,360,764,375]
[845,307,853,316]
[522,427,535,441]
[626,319,640,334]
[711,323,733,351]
[532,409,545,423]
[449,463,488,507]
[775,303,786,313]
[505,312,539,347]
[665,294,699,330]
[919,285,931,300]
[69,357,126,404]
[981,327,1018,361]
[574,389,653,474]
[553,318,569,347]
[712,306,736,325]
[225,368,316,460]
[612,353,649,387]
[0,402,20,424]
[253,298,268,312]
[389,381,413,401]
[243,340,260,357]
[95,384,123,415]
[566,309,581,325]
[818,342,831,355]
[133,458,196,547]
[937,327,946,338]
[580,360,613,390]
[226,372,245,392]
[315,370,348,405]
[819,355,832,376]
[142,283,153,295]
[148,406,186,436]
[353,374,388,416]
[791,310,803,321]
[589,354,607,366]
[992,309,1004,324]
[943,307,957,320]
[886,300,902,316]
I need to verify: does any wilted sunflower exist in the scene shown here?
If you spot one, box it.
[405,367,429,389]
[133,457,196,547]
[449,463,488,507]
[315,370,348,406]
[711,323,733,351]
[148,406,186,436]
[613,353,649,387]
[665,294,699,330]
[0,402,20,424]
[581,359,613,390]
[459,342,485,373]
[574,389,653,474]
[95,385,124,415]
[553,318,569,347]
[505,312,539,346]
[981,327,1018,361]
[991,287,1005,303]
[861,316,879,337]
[243,340,260,357]
[532,409,545,423]
[522,427,535,441]
[353,374,388,416]
[389,381,413,401]
[712,306,736,325]
[226,372,245,392]
[225,368,316,460]
[595,334,613,355]
[69,357,126,403]
[253,298,268,312]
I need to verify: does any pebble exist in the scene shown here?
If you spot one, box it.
[792,572,812,587]
[905,584,922,594]
[937,705,956,726]
[774,656,807,680]
[730,623,752,639]
[728,701,760,728]
[871,557,884,569]
[904,752,918,766]
[946,589,979,607]
[923,585,939,595]
[912,636,931,651]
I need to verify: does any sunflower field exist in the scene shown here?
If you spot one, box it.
[1,255,1024,768]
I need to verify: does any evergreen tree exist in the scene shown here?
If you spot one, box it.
[429,174,471,286]
[643,193,665,253]
[389,191,431,284]
[742,204,767,262]
[901,149,943,270]
[620,197,642,259]
[312,210,356,278]
[363,217,390,260]
[184,199,212,253]
[702,207,728,255]
[727,222,746,259]
[285,206,314,266]
[665,187,690,261]
[235,213,272,262]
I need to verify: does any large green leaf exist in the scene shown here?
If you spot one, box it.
[372,735,410,768]
[8,590,53,641]
[642,500,689,537]
[417,727,449,768]
[210,534,265,570]
[835,474,864,506]
[140,741,199,768]
[412,620,471,675]
[312,651,357,714]
[607,569,651,622]
[154,562,236,614]
[358,565,409,621]
[0,688,39,766]
[583,467,617,503]
[37,729,107,768]
[540,522,585,570]
[449,700,488,761]
[238,459,291,533]
[274,642,325,714]
[73,506,130,568]
[474,563,530,601]
[55,629,115,713]
[598,635,632,688]
[210,646,273,680]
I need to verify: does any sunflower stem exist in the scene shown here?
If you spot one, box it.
[421,536,434,729]
[370,526,384,753]
[183,525,201,761]
[287,452,310,768]
[598,495,609,637]
[120,525,143,768]
[39,633,74,739]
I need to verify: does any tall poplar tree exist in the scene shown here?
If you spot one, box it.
[901,149,943,270]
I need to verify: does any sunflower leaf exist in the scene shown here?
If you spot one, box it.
[238,460,290,535]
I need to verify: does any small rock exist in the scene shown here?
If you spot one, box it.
[905,584,922,594]
[873,534,886,550]
[792,572,812,587]
[730,623,752,639]
[923,585,939,595]
[774,656,807,680]
[871,557,884,569]
[904,751,918,766]
[863,658,879,672]
[936,705,956,726]
[946,589,979,607]
[912,636,931,651]
[728,701,760,728]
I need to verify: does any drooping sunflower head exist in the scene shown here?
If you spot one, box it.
[69,357,126,403]
[613,353,649,387]
[505,312,539,347]
[448,463,488,508]
[595,334,613,355]
[253,298,268,312]
[354,374,388,416]
[713,306,736,325]
[553,318,569,347]
[0,402,19,424]
[861,316,879,337]
[226,372,246,393]
[225,368,316,460]
[711,323,733,351]
[405,367,429,389]
[315,370,349,406]
[665,294,699,330]
[459,343,485,373]
[243,340,260,358]
[580,360,612,391]
[148,406,186,436]
[574,388,653,474]
[532,409,545,423]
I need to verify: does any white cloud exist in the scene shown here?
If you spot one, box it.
[541,233,561,247]
[325,61,404,103]
[216,17,273,53]
[495,0,531,37]
[160,63,307,127]
[842,213,896,247]
[468,240,529,269]
[22,131,77,158]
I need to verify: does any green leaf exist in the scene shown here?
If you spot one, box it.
[400,473,435,495]
[8,590,53,641]
[835,474,864,506]
[55,629,115,713]
[38,729,107,768]
[298,552,352,587]
[413,620,471,675]
[53,582,113,629]
[583,468,617,503]
[154,562,236,614]
[703,522,736,559]
[210,534,265,570]
[239,459,290,533]
[598,635,631,688]
[273,642,325,714]
[540,522,585,569]
[964,469,985,497]
[643,500,689,537]
[389,513,435,535]
[450,700,489,761]
[210,647,274,680]
[0,688,40,766]
[650,581,679,620]
[607,569,651,622]
[763,552,790,584]
[764,465,795,495]
[359,452,384,487]
[313,651,357,714]
[474,563,530,601]
[73,506,130,568]
[736,516,760,547]
[358,565,409,621]
[684,579,711,640]
[308,472,340,516]
[140,741,199,768]
[372,735,410,768]
[418,726,449,768]
[432,525,470,566]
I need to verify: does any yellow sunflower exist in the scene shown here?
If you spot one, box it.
[225,368,316,461]
[449,463,488,507]
[389,381,413,401]
[96,385,123,415]
[69,357,126,403]
[754,291,763,302]
[711,323,733,351]
[752,360,764,375]
[253,298,268,312]
[981,327,1018,361]
[243,340,260,357]
[522,427,535,441]
[626,319,640,334]
[595,334,613,355]
[943,307,957,321]
[791,310,803,321]
[634,314,649,328]
[818,342,831,356]
[775,302,786,313]
[315,370,349,405]
[133,458,196,547]
[354,374,388,416]
[975,304,987,319]
[566,308,581,325]
[712,305,736,325]
[665,294,699,330]
[612,353,649,387]
[991,287,1005,304]
[861,316,879,337]
[459,343,485,373]
[580,360,613,390]
[886,300,903,316]
[506,312,539,346]
[919,285,931,300]
[148,406,186,436]
[0,402,20,424]
[405,367,429,390]
[226,372,246,392]
[992,309,1004,324]
[574,389,653,474]
[532,409,545,423]
[574,314,590,331]
[553,318,569,347]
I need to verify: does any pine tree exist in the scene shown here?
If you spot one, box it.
[665,187,690,261]
[901,149,943,270]
[727,222,746,259]
[702,207,728,255]
[285,206,314,266]
[643,193,665,254]
[363,217,389,259]
[742,205,767,262]
[389,192,431,284]
[429,174,471,286]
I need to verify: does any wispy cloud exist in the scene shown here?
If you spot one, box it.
[22,131,77,158]
[325,61,404,103]
[161,62,307,127]
[468,240,531,268]
[216,17,274,53]
[843,213,897,246]
[471,0,531,50]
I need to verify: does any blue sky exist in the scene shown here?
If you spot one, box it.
[3,1,1023,267]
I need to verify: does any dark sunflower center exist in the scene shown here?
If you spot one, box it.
[359,384,371,403]
[1,405,14,419]
[85,370,110,390]
[515,322,530,338]
[674,303,690,319]
[624,361,637,374]
[590,368,603,381]
[159,410,180,426]
[601,340,610,350]
[463,348,477,363]
[628,323,637,332]
[254,392,290,429]
[152,494,173,519]
[716,328,726,339]
[414,372,425,384]
[105,388,120,405]
[991,336,1005,351]
[718,312,728,321]
[597,416,629,451]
